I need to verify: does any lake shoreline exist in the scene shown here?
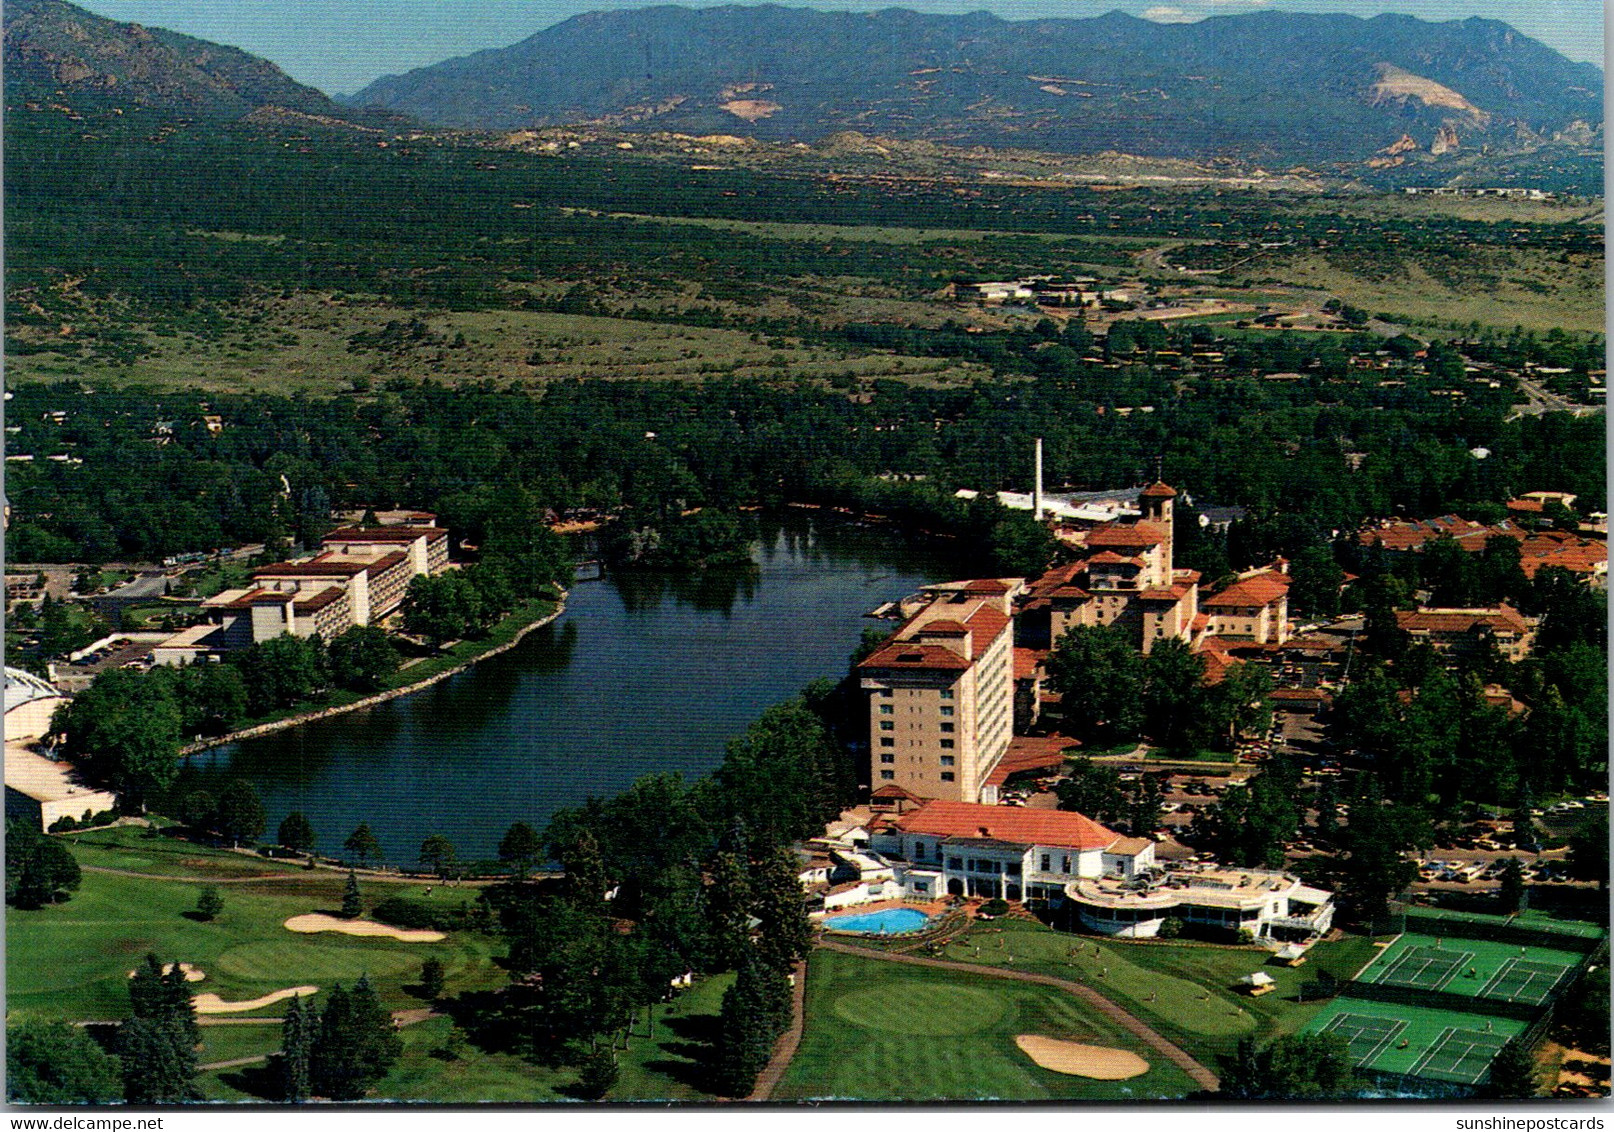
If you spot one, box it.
[178,594,569,756]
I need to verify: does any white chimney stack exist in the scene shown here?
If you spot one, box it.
[1033,437,1044,521]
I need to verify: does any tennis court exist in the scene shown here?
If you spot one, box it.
[1479,958,1574,1006]
[1301,1001,1525,1081]
[1367,944,1472,992]
[1409,1026,1513,1086]
[1320,1012,1407,1065]
[1355,932,1585,1003]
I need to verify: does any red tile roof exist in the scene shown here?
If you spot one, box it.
[1204,572,1290,609]
[1088,551,1143,566]
[984,736,1081,787]
[1013,647,1047,681]
[1086,522,1168,550]
[920,619,969,635]
[292,586,347,613]
[859,643,971,672]
[1396,606,1530,634]
[892,801,1120,852]
[1141,482,1177,499]
[1507,498,1545,514]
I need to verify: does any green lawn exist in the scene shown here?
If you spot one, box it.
[774,948,1198,1101]
[7,838,505,1026]
[933,919,1378,1063]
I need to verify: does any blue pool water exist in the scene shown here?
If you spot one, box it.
[824,907,934,935]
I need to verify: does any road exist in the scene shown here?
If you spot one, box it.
[1509,375,1600,421]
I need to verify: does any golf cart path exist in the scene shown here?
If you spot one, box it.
[818,940,1220,1092]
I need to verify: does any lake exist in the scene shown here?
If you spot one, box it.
[192,515,971,864]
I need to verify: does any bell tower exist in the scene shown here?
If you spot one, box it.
[1140,481,1177,577]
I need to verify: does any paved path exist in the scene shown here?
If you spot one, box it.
[818,940,1219,1092]
[199,1054,273,1072]
[747,958,808,1101]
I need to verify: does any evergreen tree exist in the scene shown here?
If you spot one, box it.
[710,954,789,1098]
[194,886,224,921]
[275,994,314,1103]
[341,871,363,919]
[419,958,445,1002]
[115,1016,197,1104]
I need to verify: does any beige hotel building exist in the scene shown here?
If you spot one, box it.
[858,578,1018,804]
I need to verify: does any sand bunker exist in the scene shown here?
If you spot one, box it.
[128,962,204,982]
[193,986,318,1015]
[283,913,444,942]
[1015,1035,1150,1080]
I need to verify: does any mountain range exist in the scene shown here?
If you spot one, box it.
[3,0,1601,173]
[2,0,383,126]
[343,4,1603,167]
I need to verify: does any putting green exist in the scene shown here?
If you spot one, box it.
[833,980,1005,1036]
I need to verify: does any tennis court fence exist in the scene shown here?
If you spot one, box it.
[1337,979,1542,1023]
[1402,909,1604,955]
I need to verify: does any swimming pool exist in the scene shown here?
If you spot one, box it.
[823,907,935,935]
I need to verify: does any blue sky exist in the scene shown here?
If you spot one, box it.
[72,0,1604,96]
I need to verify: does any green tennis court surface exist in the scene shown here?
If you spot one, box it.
[1410,1026,1513,1086]
[1356,932,1584,1004]
[1302,1001,1525,1081]
[1320,1012,1407,1065]
[1479,958,1574,1006]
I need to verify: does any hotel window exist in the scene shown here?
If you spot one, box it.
[948,857,964,870]
[940,723,955,733]
[880,688,893,697]
[880,704,893,715]
[880,721,894,731]
[940,689,954,700]
[880,754,894,764]
[940,740,954,749]
[1061,856,1071,873]
[940,755,955,767]
[880,738,894,748]
[940,706,955,717]
[940,772,955,782]
[880,770,895,781]
[1040,854,1051,871]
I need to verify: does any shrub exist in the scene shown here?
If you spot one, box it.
[371,896,453,931]
[979,898,1010,918]
[1158,916,1184,939]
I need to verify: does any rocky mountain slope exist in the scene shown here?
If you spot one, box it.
[3,0,384,124]
[345,5,1602,169]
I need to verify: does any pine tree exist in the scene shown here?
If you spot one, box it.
[710,953,788,1098]
[704,849,752,971]
[276,994,313,1102]
[115,1016,197,1104]
[310,983,361,1100]
[195,886,224,921]
[341,871,363,919]
[574,1044,619,1100]
[1486,1039,1541,1099]
[419,958,445,1002]
[348,976,403,1087]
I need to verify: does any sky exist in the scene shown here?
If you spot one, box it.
[71,0,1605,97]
